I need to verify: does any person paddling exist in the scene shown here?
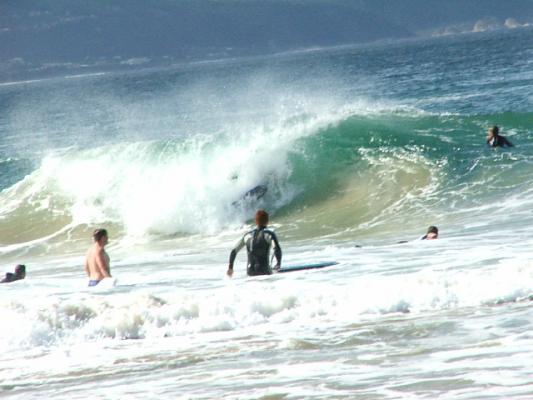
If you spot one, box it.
[486,125,513,148]
[1,264,26,283]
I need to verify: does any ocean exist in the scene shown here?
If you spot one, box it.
[1,27,532,399]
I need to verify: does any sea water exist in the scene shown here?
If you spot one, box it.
[1,28,532,399]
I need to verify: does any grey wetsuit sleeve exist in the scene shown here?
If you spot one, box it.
[229,235,246,268]
[270,231,282,265]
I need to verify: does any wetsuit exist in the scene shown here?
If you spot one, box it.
[487,135,513,148]
[1,273,23,283]
[229,227,282,276]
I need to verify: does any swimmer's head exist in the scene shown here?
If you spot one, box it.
[488,125,499,139]
[93,228,108,243]
[255,209,269,228]
[426,226,438,240]
[427,226,438,234]
[14,264,25,278]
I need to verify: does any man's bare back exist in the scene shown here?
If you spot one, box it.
[85,229,111,284]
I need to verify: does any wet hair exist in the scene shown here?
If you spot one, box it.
[427,226,439,234]
[255,209,269,227]
[14,264,25,276]
[489,125,499,136]
[93,228,108,242]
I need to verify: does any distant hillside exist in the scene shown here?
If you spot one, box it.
[340,0,533,35]
[0,0,412,80]
[2,0,533,81]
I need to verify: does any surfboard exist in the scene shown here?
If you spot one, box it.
[88,277,118,289]
[99,277,117,287]
[276,261,338,273]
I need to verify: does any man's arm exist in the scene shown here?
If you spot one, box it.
[227,236,246,277]
[84,254,90,277]
[95,249,111,278]
[270,232,282,269]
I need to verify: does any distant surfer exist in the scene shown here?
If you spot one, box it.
[1,264,26,283]
[244,185,267,201]
[85,228,111,286]
[486,126,513,148]
[227,209,282,277]
[421,226,438,240]
[231,185,268,206]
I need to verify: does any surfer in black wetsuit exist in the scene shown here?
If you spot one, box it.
[227,209,282,277]
[231,185,268,207]
[486,126,513,148]
[1,264,26,283]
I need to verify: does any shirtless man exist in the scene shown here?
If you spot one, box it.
[85,228,111,286]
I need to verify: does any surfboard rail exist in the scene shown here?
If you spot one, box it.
[276,261,338,273]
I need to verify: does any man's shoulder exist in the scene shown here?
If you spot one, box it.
[93,244,106,254]
[263,229,279,241]
[242,229,255,239]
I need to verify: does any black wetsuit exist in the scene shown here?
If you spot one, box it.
[487,135,513,148]
[229,227,282,276]
[1,273,23,283]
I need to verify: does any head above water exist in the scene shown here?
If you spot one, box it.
[93,228,108,244]
[14,264,25,278]
[427,226,438,234]
[426,225,438,240]
[487,125,500,139]
[255,209,269,228]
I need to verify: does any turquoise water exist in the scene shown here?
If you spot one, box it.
[0,28,532,399]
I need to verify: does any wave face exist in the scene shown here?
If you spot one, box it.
[1,107,533,249]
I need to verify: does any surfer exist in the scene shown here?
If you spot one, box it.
[243,185,267,201]
[421,226,438,240]
[227,209,282,277]
[84,228,111,286]
[1,264,26,283]
[486,126,513,148]
[231,184,268,207]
